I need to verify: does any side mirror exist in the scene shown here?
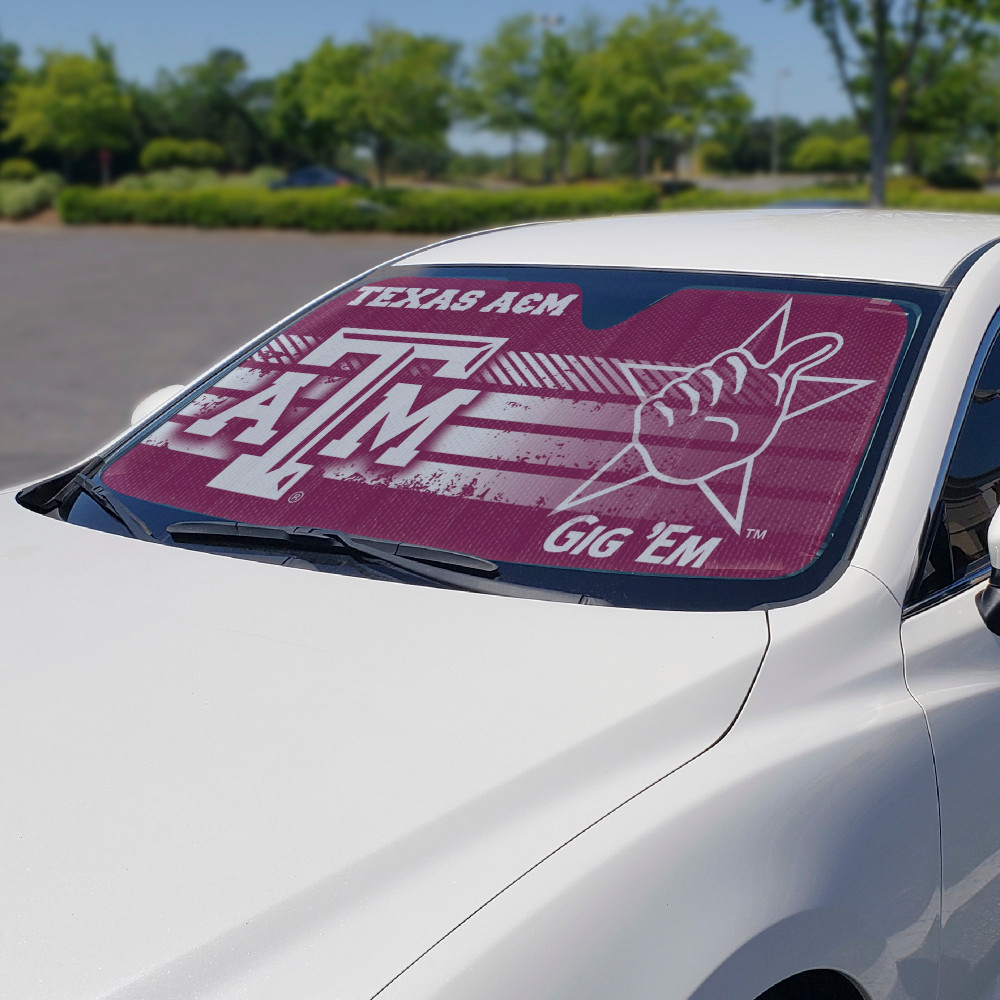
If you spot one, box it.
[977,509,1000,634]
[130,384,184,426]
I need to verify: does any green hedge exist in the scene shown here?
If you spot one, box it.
[57,181,659,233]
[0,173,62,219]
[139,138,225,171]
[114,165,286,192]
[0,157,39,181]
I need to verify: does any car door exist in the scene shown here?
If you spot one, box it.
[902,326,1000,1000]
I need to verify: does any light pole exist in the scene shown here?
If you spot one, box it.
[533,14,564,182]
[771,69,789,175]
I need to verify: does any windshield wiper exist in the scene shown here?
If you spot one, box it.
[166,520,605,605]
[72,474,154,540]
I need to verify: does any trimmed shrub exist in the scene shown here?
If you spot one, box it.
[791,136,844,173]
[115,167,221,192]
[57,181,659,232]
[114,166,286,193]
[924,163,983,191]
[0,173,62,219]
[663,188,770,211]
[840,135,871,173]
[139,138,226,172]
[225,165,286,188]
[0,157,39,181]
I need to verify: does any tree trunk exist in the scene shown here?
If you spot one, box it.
[636,135,651,178]
[374,137,390,188]
[869,0,890,207]
[509,133,520,181]
[904,133,919,176]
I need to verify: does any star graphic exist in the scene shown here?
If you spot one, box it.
[552,299,874,533]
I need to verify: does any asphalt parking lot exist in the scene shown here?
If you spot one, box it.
[0,225,426,487]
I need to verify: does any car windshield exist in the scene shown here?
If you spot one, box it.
[82,265,943,610]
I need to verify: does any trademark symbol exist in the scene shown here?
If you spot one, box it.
[288,491,305,504]
[745,528,767,540]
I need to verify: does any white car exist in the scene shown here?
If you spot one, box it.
[7,209,1000,1000]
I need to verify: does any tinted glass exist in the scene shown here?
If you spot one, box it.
[949,358,1000,565]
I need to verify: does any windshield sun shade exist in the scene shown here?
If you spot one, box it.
[100,268,918,596]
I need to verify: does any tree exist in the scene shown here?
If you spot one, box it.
[0,33,24,163]
[3,40,131,180]
[293,41,367,168]
[270,56,350,167]
[791,134,845,171]
[531,15,603,181]
[465,15,538,179]
[772,0,1000,205]
[302,28,458,187]
[146,49,272,169]
[711,115,808,173]
[580,0,749,177]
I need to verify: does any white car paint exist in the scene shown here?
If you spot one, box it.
[404,209,1000,285]
[8,209,1000,1000]
[0,496,765,1000]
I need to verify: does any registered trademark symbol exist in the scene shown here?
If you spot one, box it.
[288,491,305,504]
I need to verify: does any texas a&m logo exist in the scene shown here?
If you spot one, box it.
[185,327,506,500]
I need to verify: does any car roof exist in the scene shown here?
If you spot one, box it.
[398,209,1000,287]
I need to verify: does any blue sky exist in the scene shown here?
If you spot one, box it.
[3,1,851,134]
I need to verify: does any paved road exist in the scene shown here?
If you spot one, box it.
[0,225,427,487]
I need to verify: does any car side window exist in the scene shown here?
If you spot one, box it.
[912,335,1000,603]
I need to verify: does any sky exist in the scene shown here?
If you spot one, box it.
[2,0,852,142]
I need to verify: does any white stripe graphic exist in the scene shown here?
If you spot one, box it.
[532,353,574,390]
[507,352,544,388]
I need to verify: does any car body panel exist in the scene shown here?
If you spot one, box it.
[0,493,766,1000]
[903,579,1000,1000]
[376,569,940,1000]
[402,209,1000,286]
[854,241,1000,602]
[10,209,1000,1000]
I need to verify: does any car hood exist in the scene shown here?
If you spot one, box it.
[0,493,768,1000]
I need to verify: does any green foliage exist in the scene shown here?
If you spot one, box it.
[697,139,730,172]
[0,157,38,180]
[139,49,272,171]
[772,0,1000,203]
[3,42,131,165]
[299,28,458,186]
[464,15,538,178]
[580,0,749,175]
[661,187,769,211]
[114,165,284,192]
[115,167,221,191]
[791,135,845,172]
[139,137,225,170]
[57,181,657,232]
[839,135,871,172]
[709,116,808,173]
[789,134,870,172]
[925,162,983,190]
[0,171,61,218]
[270,58,341,166]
